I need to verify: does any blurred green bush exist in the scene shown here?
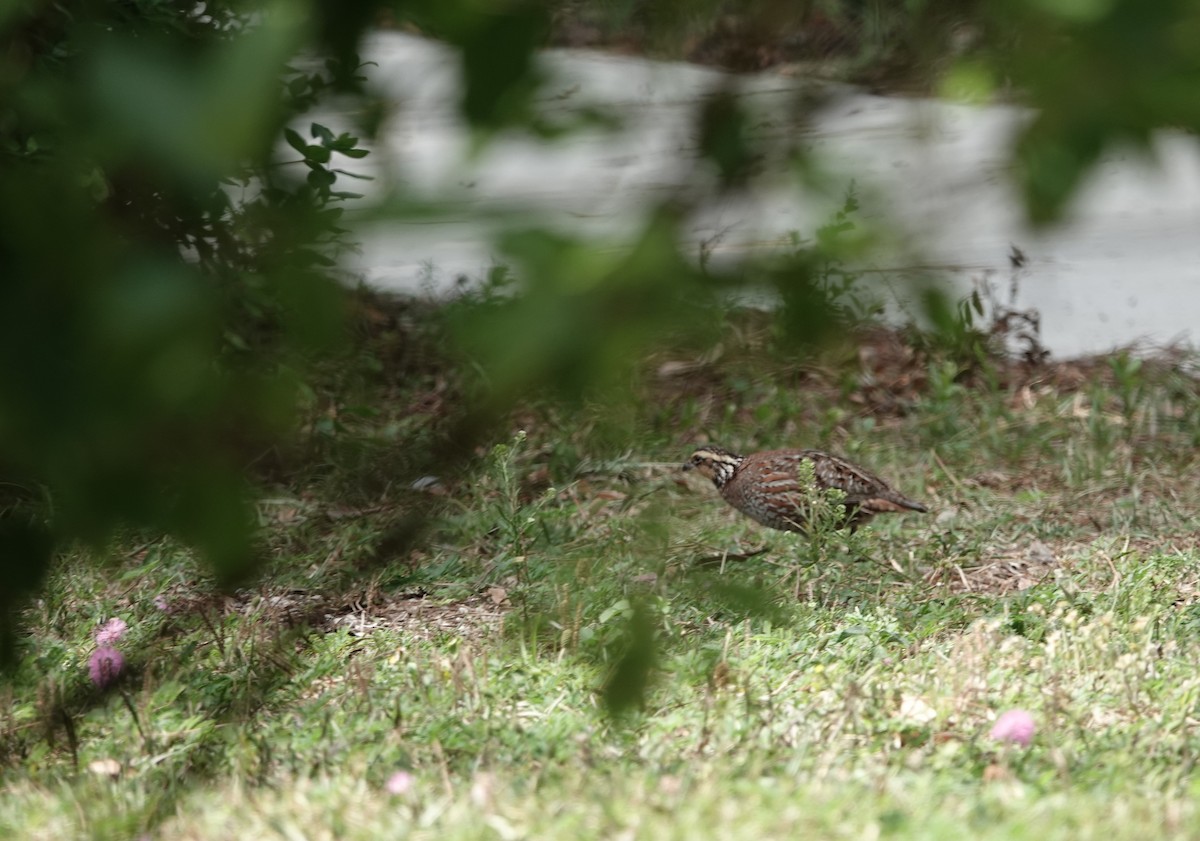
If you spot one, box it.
[0,0,374,658]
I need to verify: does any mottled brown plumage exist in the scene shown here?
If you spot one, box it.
[682,445,927,532]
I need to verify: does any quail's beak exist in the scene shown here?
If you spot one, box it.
[681,461,694,472]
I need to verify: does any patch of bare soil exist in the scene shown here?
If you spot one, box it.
[348,287,1197,457]
[154,584,506,648]
[647,311,1199,439]
[551,7,862,74]
[925,539,1061,596]
[323,591,506,644]
[926,534,1200,597]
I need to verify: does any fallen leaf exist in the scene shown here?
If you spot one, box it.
[1011,385,1035,410]
[983,763,1009,783]
[969,470,1010,488]
[657,360,703,378]
[1027,540,1056,565]
[470,771,495,809]
[88,758,121,779]
[410,476,442,493]
[898,694,937,725]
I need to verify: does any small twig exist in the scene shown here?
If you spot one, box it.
[119,690,153,752]
[323,504,391,522]
[198,605,227,658]
[432,739,454,798]
[953,563,970,591]
[931,449,964,497]
[1104,537,1127,590]
[692,546,770,567]
[58,707,78,773]
[883,554,913,581]
[124,538,163,560]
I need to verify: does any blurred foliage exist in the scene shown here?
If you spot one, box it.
[0,0,373,660]
[984,0,1200,222]
[600,598,659,717]
[3,0,1200,672]
[449,209,723,409]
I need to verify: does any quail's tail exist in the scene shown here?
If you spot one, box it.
[862,494,928,514]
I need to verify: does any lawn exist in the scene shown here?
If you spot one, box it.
[4,293,1200,840]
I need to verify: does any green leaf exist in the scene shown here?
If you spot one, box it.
[311,122,335,143]
[284,128,307,154]
[307,169,336,189]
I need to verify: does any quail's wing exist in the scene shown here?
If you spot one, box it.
[796,450,891,503]
[800,449,925,512]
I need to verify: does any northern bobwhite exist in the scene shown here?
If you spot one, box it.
[683,445,927,532]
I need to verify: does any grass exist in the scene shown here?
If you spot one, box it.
[4,293,1200,839]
